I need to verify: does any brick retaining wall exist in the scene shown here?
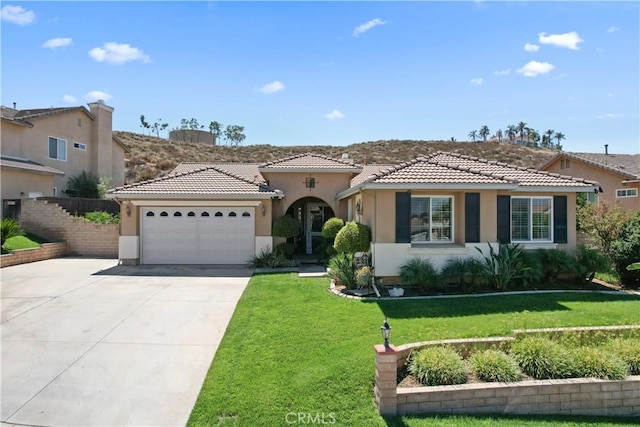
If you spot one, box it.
[20,198,118,257]
[1,242,67,268]
[375,325,640,417]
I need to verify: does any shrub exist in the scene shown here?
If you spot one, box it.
[519,249,544,288]
[606,338,640,375]
[510,336,574,379]
[570,347,629,380]
[399,257,440,292]
[272,215,301,239]
[574,244,611,282]
[1,218,25,246]
[409,346,467,386]
[333,221,370,254]
[83,211,120,224]
[470,350,522,382]
[440,257,483,288]
[355,266,373,289]
[476,243,529,291]
[327,252,357,289]
[609,211,640,287]
[65,171,101,198]
[321,218,344,240]
[250,248,291,268]
[274,242,295,257]
[534,249,576,284]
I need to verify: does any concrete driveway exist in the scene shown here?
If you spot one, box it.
[1,258,252,427]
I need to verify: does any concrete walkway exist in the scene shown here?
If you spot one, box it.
[1,258,252,427]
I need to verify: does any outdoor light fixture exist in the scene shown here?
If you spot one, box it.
[260,202,266,215]
[381,318,391,349]
[125,202,132,217]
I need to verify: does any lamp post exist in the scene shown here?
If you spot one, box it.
[381,318,391,349]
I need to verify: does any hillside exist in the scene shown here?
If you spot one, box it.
[115,131,558,184]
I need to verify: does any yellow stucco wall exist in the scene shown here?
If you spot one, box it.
[0,169,55,199]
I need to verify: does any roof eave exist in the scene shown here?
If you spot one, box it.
[337,182,518,200]
[258,167,363,173]
[1,117,34,128]
[105,192,284,200]
[0,163,65,176]
[513,185,599,193]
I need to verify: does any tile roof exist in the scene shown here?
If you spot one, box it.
[351,152,597,189]
[0,156,65,175]
[171,163,266,183]
[542,152,640,180]
[108,165,282,197]
[259,153,362,171]
[1,106,93,124]
[351,165,394,186]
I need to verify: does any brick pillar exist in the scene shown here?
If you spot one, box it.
[374,344,398,416]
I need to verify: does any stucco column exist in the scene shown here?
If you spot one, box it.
[374,344,398,416]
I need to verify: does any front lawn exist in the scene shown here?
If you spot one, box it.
[2,233,47,252]
[188,273,640,427]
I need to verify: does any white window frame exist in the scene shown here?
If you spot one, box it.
[616,188,638,198]
[48,136,67,161]
[73,141,87,151]
[511,196,553,243]
[410,195,454,243]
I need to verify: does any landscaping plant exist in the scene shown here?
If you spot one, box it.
[249,248,291,268]
[272,215,301,240]
[327,252,357,289]
[609,211,640,287]
[83,211,120,224]
[577,200,630,258]
[569,346,629,380]
[408,346,467,386]
[470,349,522,382]
[606,338,640,375]
[319,217,345,260]
[510,336,574,380]
[440,257,483,289]
[1,218,25,247]
[333,221,370,254]
[534,248,576,284]
[476,243,529,291]
[574,244,611,282]
[65,171,101,198]
[399,257,440,292]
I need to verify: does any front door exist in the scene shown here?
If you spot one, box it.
[306,203,332,254]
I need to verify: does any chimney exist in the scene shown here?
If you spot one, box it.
[87,100,115,183]
[605,144,609,155]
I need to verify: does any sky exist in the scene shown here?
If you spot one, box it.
[2,1,639,154]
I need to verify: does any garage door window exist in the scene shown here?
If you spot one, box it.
[146,212,154,217]
[174,212,182,216]
[188,211,195,217]
[202,212,209,217]
[242,212,251,217]
[229,212,237,217]
[215,212,223,217]
[160,211,168,216]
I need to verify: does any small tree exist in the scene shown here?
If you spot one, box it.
[333,221,370,254]
[139,115,150,134]
[224,125,246,146]
[150,119,168,137]
[577,201,630,257]
[1,218,25,247]
[209,121,224,144]
[65,171,101,198]
[321,218,344,240]
[272,215,300,240]
[609,212,640,287]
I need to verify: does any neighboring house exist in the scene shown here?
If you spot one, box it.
[540,150,640,212]
[107,152,598,278]
[1,101,128,216]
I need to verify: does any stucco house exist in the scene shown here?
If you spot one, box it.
[540,149,639,212]
[1,101,128,216]
[107,152,598,279]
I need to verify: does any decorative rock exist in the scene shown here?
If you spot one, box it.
[388,287,405,297]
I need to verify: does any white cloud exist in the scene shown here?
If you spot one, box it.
[607,92,614,97]
[606,26,619,34]
[259,81,285,94]
[597,113,622,119]
[470,78,483,86]
[494,69,511,76]
[353,18,387,37]
[524,43,540,52]
[62,94,77,104]
[84,91,112,102]
[1,5,35,25]
[324,110,345,120]
[538,31,584,50]
[42,37,72,49]
[88,42,150,64]
[516,61,555,77]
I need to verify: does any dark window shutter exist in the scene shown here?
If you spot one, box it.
[497,195,511,243]
[395,192,411,243]
[553,195,568,243]
[465,193,480,243]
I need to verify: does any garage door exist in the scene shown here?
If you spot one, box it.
[141,207,255,264]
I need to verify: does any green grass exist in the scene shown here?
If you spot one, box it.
[2,233,47,252]
[188,273,640,427]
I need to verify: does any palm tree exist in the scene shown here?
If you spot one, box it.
[495,128,503,142]
[517,121,527,144]
[544,129,554,148]
[553,132,565,150]
[468,130,478,142]
[528,129,540,147]
[479,125,490,142]
[506,125,517,143]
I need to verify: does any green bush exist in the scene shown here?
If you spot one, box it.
[250,248,291,268]
[83,211,120,224]
[606,338,640,375]
[65,171,101,198]
[327,252,357,289]
[476,243,529,291]
[399,257,440,291]
[409,346,467,386]
[534,249,576,284]
[570,347,629,380]
[470,350,522,382]
[1,218,24,246]
[355,266,373,289]
[519,249,544,288]
[575,244,611,282]
[321,218,344,240]
[333,221,370,254]
[510,336,574,379]
[272,215,301,239]
[609,212,640,287]
[440,257,483,288]
[274,242,295,257]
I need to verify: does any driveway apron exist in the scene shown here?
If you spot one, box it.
[1,258,251,427]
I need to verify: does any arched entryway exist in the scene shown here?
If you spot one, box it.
[286,197,335,255]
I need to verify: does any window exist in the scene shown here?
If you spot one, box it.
[410,196,453,242]
[53,187,58,197]
[616,188,638,198]
[202,212,210,217]
[242,212,251,217]
[305,177,316,188]
[174,212,182,216]
[48,137,66,160]
[187,211,195,217]
[73,142,87,151]
[160,211,168,216]
[229,212,237,217]
[511,197,552,242]
[560,159,570,169]
[146,212,155,217]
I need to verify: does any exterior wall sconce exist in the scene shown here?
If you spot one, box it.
[125,202,132,217]
[355,200,362,216]
[260,202,266,216]
[381,318,391,349]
